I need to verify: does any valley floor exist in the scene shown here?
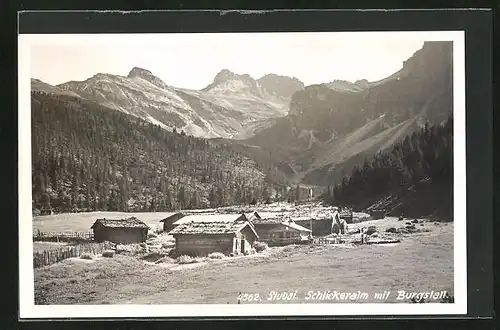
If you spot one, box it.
[33,218,454,305]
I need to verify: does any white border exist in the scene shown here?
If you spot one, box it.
[18,31,466,318]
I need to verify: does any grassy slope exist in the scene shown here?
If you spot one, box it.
[34,217,453,305]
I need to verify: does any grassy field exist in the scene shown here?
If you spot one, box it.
[34,217,453,305]
[32,211,176,234]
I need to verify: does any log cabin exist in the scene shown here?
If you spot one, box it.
[169,218,259,256]
[252,217,312,246]
[91,217,149,244]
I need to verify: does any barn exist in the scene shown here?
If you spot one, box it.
[159,212,185,233]
[90,217,149,244]
[252,218,312,246]
[169,218,259,256]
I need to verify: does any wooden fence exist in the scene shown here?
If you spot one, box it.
[33,242,114,268]
[314,237,344,244]
[33,231,94,243]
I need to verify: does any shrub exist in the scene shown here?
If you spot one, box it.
[155,256,175,264]
[141,252,165,262]
[154,225,164,234]
[194,257,206,263]
[80,253,93,260]
[411,219,419,224]
[148,232,158,239]
[102,250,115,258]
[208,252,225,259]
[282,245,297,252]
[168,249,179,258]
[253,241,269,252]
[365,226,377,235]
[177,255,196,264]
[162,242,175,249]
[386,227,397,233]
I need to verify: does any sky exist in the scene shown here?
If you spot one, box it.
[26,32,443,90]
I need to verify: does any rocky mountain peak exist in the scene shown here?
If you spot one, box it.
[128,67,153,78]
[257,74,305,99]
[213,69,236,84]
[127,67,168,89]
[203,69,260,93]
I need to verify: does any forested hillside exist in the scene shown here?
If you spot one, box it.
[324,114,453,219]
[31,91,284,213]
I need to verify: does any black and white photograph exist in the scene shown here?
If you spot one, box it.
[18,28,467,318]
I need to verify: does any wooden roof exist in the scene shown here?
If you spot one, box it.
[159,212,184,222]
[169,220,259,238]
[172,213,246,225]
[252,217,312,232]
[91,217,149,229]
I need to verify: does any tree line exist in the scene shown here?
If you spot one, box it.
[31,91,288,213]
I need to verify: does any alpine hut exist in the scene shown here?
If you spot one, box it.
[90,217,149,244]
[252,217,312,246]
[169,216,259,256]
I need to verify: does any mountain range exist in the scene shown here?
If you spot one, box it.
[31,41,453,188]
[33,68,304,140]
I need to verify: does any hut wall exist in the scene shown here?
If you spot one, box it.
[237,226,258,246]
[174,234,235,256]
[93,227,147,244]
[295,219,332,237]
[254,223,284,241]
[254,223,301,246]
[233,234,252,254]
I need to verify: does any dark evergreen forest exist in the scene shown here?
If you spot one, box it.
[31,91,284,213]
[323,114,453,219]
